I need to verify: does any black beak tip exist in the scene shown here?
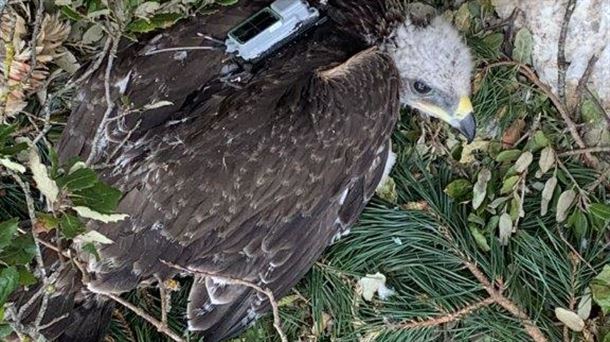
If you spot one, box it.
[457,114,476,144]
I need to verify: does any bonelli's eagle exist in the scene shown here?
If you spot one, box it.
[38,0,476,341]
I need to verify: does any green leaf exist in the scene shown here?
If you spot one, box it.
[485,215,500,232]
[0,218,18,251]
[0,324,12,338]
[17,266,37,286]
[0,266,19,306]
[529,130,550,151]
[481,33,504,59]
[514,151,533,173]
[567,210,588,238]
[454,3,471,31]
[444,179,472,200]
[82,242,100,261]
[470,226,490,252]
[513,28,533,64]
[556,190,576,223]
[37,213,59,231]
[126,12,183,33]
[509,196,522,221]
[498,213,512,245]
[60,5,84,20]
[0,125,15,145]
[554,307,584,332]
[215,0,239,5]
[48,148,60,179]
[59,214,85,239]
[468,213,485,226]
[591,265,610,315]
[541,176,557,216]
[0,142,28,156]
[589,203,610,221]
[538,147,555,176]
[495,149,522,162]
[472,168,491,210]
[0,235,37,266]
[56,167,98,191]
[500,175,520,194]
[71,181,122,214]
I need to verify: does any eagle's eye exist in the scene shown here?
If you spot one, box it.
[413,81,432,94]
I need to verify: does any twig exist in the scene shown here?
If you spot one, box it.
[585,88,610,123]
[94,291,185,342]
[556,227,595,272]
[557,0,576,105]
[571,55,599,114]
[7,170,50,329]
[559,146,610,157]
[37,313,69,331]
[462,260,548,342]
[143,45,218,56]
[22,0,44,88]
[391,297,495,329]
[156,275,169,326]
[71,37,113,86]
[85,35,120,165]
[163,261,288,342]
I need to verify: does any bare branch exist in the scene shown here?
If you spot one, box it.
[86,35,120,165]
[7,169,51,329]
[559,146,610,157]
[391,297,495,329]
[144,45,218,56]
[570,54,599,114]
[22,0,44,87]
[557,0,576,105]
[156,275,169,326]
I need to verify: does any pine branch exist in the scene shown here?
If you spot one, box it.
[462,259,548,342]
[390,297,495,329]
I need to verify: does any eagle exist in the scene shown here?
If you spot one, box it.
[25,1,476,341]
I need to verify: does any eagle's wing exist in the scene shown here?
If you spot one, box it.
[57,2,267,163]
[79,25,399,338]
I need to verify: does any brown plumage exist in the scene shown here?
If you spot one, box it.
[21,1,476,341]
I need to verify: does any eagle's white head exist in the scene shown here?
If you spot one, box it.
[386,16,476,142]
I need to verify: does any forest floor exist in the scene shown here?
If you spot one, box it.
[0,1,609,341]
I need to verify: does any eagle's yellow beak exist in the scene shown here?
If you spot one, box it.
[454,97,476,143]
[414,96,476,143]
